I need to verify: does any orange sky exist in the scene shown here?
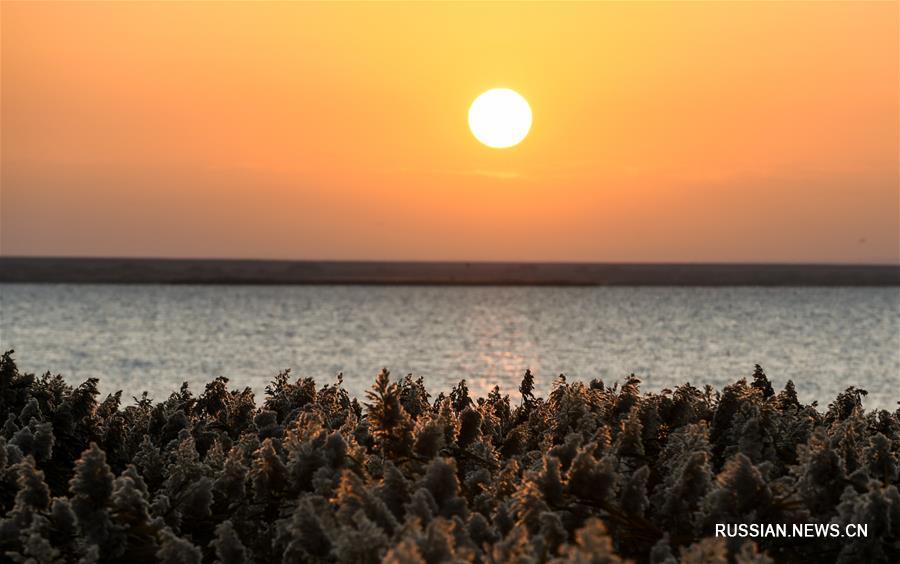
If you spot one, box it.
[2,1,898,263]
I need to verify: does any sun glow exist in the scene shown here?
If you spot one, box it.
[468,88,532,149]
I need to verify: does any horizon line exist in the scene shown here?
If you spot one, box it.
[1,256,897,286]
[2,255,899,268]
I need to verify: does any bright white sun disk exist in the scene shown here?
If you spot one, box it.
[468,88,532,148]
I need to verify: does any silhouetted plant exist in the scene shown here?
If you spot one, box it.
[0,350,897,563]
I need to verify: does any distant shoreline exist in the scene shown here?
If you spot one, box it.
[1,257,898,286]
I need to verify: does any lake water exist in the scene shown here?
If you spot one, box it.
[1,284,898,410]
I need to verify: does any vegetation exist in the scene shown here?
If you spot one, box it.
[1,350,897,563]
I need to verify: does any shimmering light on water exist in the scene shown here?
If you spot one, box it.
[1,284,898,409]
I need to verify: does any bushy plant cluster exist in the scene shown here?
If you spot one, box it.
[1,350,898,563]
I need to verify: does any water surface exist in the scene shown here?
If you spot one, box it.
[1,284,897,409]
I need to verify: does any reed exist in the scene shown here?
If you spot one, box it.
[1,351,897,563]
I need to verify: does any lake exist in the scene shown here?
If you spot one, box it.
[1,284,898,410]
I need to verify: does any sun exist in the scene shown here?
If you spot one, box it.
[468,88,532,149]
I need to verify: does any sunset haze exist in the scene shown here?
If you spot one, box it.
[2,1,898,263]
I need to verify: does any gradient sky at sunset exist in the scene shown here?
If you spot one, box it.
[2,1,898,263]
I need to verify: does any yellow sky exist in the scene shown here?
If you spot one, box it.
[2,1,897,263]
